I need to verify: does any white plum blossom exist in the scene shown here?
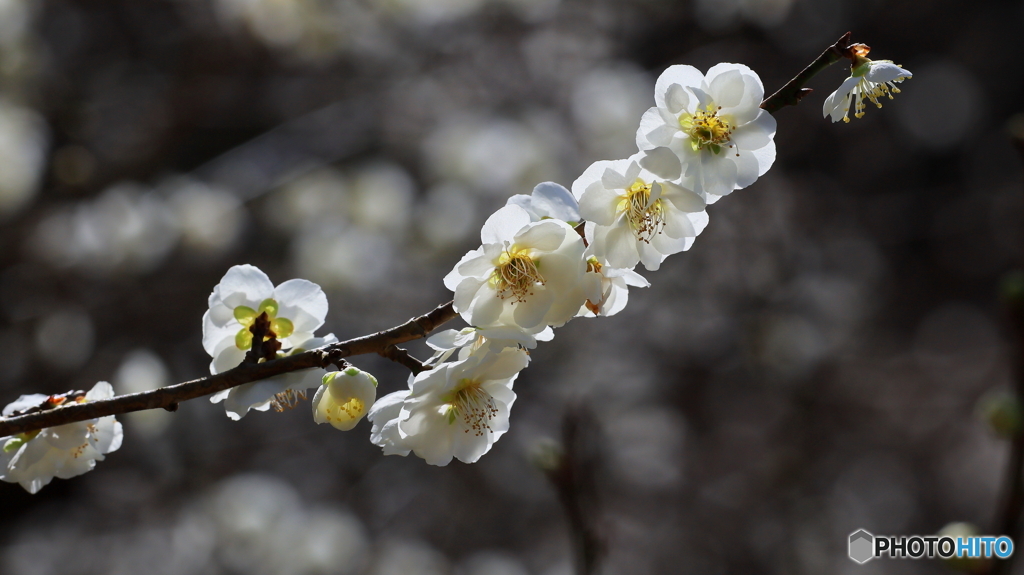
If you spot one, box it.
[444,204,587,332]
[506,181,580,224]
[312,366,377,431]
[393,347,529,465]
[0,382,123,494]
[637,63,777,200]
[823,53,912,123]
[578,238,650,317]
[210,334,338,420]
[573,147,708,271]
[203,264,329,374]
[367,387,412,457]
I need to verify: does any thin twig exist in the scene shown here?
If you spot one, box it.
[379,345,429,374]
[0,301,457,437]
[760,31,853,115]
[544,404,605,575]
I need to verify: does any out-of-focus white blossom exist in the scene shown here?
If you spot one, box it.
[417,183,478,249]
[265,167,349,233]
[394,347,529,465]
[379,0,485,26]
[637,63,776,200]
[0,100,47,217]
[166,180,246,255]
[424,115,560,197]
[293,223,395,291]
[0,382,123,493]
[114,349,172,437]
[823,53,912,123]
[312,366,377,431]
[573,148,707,271]
[202,264,329,374]
[506,181,580,224]
[214,0,352,61]
[571,64,654,159]
[349,162,415,234]
[32,183,178,274]
[444,204,587,332]
[210,334,338,420]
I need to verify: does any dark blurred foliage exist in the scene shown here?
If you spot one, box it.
[1,0,1023,573]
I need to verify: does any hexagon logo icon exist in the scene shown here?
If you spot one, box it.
[849,529,875,564]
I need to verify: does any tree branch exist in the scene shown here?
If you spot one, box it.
[0,301,458,437]
[760,31,853,115]
[987,124,1024,575]
[379,345,429,374]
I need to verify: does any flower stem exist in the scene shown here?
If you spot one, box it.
[0,301,458,437]
[760,31,853,115]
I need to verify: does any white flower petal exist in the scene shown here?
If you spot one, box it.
[603,223,641,269]
[528,182,580,223]
[654,65,704,112]
[865,61,911,83]
[659,181,706,213]
[481,204,532,245]
[510,286,553,329]
[209,264,274,308]
[823,76,860,121]
[274,279,328,334]
[638,146,682,181]
[636,107,679,149]
[466,281,504,327]
[579,184,622,226]
[513,220,566,253]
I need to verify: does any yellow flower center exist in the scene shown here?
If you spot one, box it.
[320,395,366,424]
[679,105,734,154]
[443,379,498,436]
[232,298,294,350]
[616,178,665,243]
[492,248,544,303]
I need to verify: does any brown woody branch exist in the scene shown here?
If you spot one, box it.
[379,345,429,375]
[760,31,853,115]
[0,301,457,437]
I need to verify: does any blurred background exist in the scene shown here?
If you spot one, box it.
[0,0,1022,573]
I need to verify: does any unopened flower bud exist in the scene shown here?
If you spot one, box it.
[312,367,377,431]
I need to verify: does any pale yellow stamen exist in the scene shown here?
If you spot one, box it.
[493,249,544,303]
[270,389,308,412]
[443,380,498,436]
[680,105,735,155]
[617,178,665,243]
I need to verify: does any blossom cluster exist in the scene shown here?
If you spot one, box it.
[1,54,913,491]
[366,63,779,464]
